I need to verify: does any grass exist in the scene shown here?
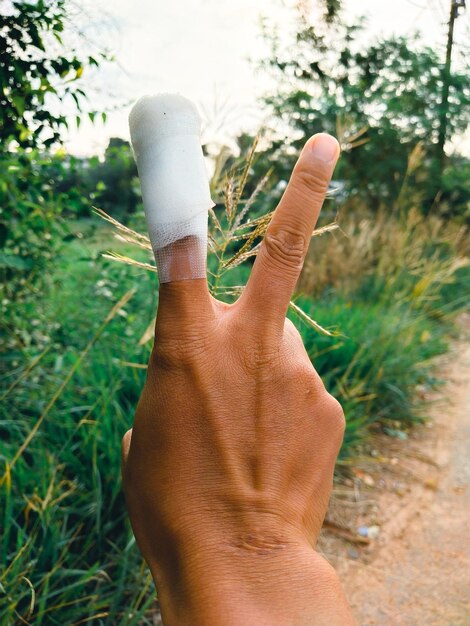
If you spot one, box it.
[1,226,158,625]
[1,144,469,623]
[295,294,451,455]
[294,207,470,457]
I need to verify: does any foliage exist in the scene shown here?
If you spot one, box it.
[0,0,108,150]
[86,139,139,219]
[0,141,141,311]
[323,0,341,22]
[298,206,470,299]
[295,212,470,455]
[258,5,470,213]
[440,158,470,221]
[0,150,67,302]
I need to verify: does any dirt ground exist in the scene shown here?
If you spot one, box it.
[320,314,470,626]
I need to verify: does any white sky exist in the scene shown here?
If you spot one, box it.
[64,0,470,156]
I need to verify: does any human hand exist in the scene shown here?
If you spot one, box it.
[122,134,355,625]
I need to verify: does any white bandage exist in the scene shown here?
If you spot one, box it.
[129,94,214,283]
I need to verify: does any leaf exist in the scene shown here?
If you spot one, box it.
[230,168,273,234]
[92,207,151,244]
[232,134,260,215]
[11,95,25,116]
[222,212,273,269]
[0,252,33,270]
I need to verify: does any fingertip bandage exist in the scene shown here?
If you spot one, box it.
[129,94,214,283]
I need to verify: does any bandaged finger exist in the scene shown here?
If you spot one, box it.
[129,94,214,283]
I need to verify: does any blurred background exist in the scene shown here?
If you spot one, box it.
[1,0,470,624]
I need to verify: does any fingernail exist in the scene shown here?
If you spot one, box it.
[310,134,339,163]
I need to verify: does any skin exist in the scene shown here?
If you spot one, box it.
[121,133,357,626]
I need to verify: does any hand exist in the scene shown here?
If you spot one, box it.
[121,134,356,625]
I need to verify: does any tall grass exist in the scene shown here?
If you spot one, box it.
[1,233,158,624]
[297,206,469,455]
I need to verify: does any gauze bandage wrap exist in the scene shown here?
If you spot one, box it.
[129,95,215,283]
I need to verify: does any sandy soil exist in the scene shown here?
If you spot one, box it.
[320,315,470,626]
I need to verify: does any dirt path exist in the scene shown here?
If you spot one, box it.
[321,315,470,625]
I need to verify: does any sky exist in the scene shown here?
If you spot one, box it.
[63,0,470,156]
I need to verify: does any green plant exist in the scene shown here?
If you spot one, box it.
[0,151,65,299]
[0,150,89,307]
[1,225,159,624]
[0,0,109,150]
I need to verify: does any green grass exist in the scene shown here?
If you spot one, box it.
[1,224,158,625]
[294,293,450,456]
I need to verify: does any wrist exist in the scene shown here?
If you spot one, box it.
[149,528,355,626]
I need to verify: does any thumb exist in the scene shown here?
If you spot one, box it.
[121,428,133,475]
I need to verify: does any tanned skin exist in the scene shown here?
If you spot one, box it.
[121,134,357,626]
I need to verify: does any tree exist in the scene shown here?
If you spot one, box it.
[0,0,108,150]
[258,5,470,209]
[436,0,467,172]
[323,0,341,22]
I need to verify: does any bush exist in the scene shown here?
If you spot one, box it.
[1,152,62,291]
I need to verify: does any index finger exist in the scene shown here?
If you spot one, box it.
[238,134,340,329]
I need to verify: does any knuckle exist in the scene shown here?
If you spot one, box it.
[122,428,132,445]
[282,359,321,392]
[283,320,304,348]
[297,367,323,394]
[284,318,298,334]
[292,163,331,199]
[152,332,211,369]
[294,360,317,383]
[324,393,346,434]
[263,226,308,272]
[283,317,302,340]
